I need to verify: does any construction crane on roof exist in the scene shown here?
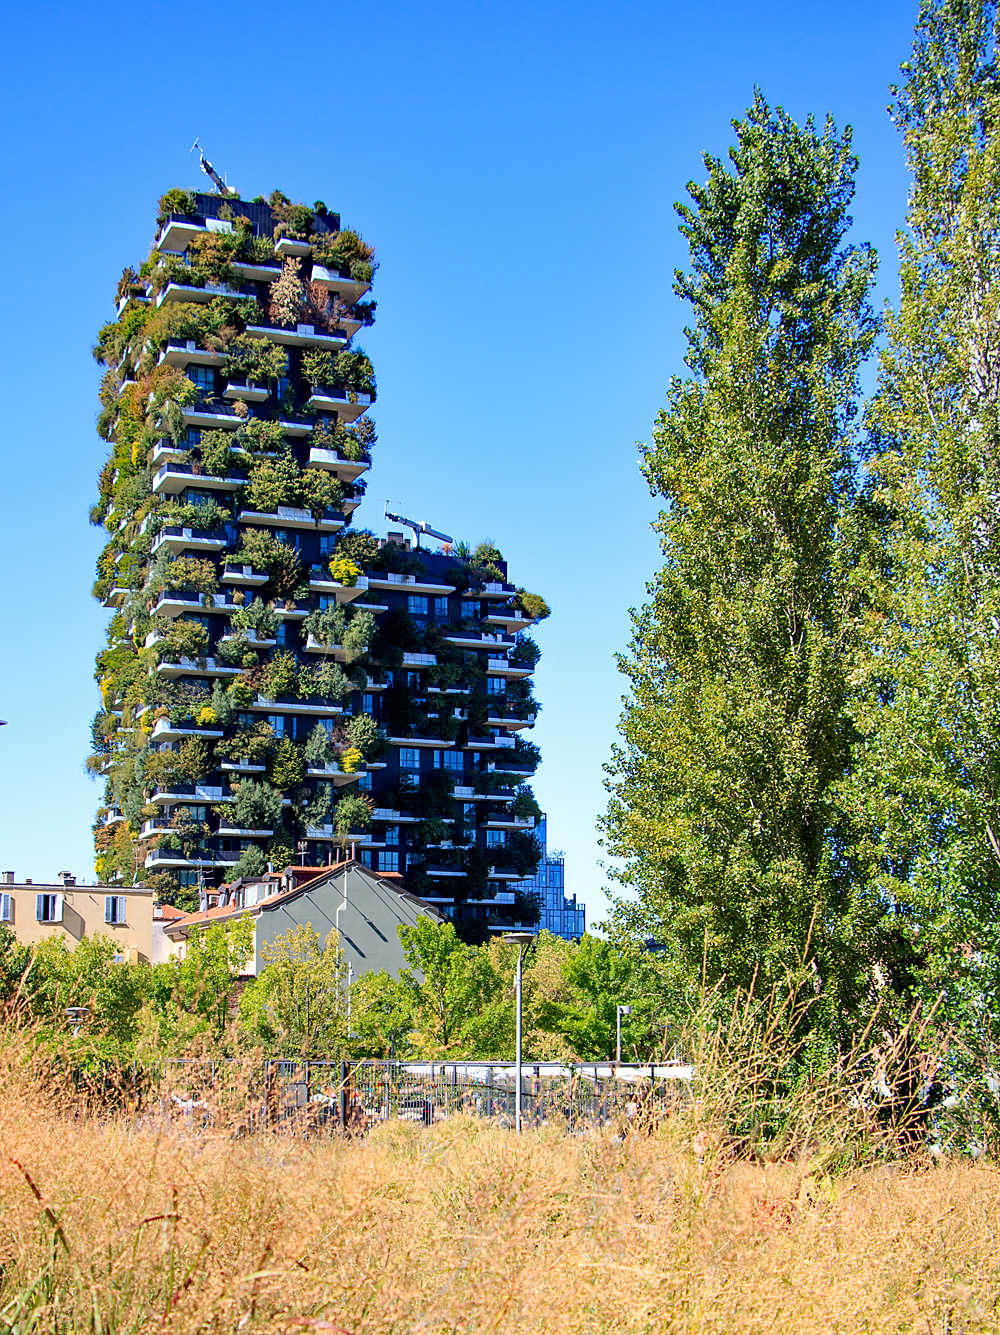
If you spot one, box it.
[191,140,232,197]
[384,505,453,550]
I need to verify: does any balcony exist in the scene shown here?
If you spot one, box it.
[219,760,266,774]
[306,447,370,481]
[153,462,247,496]
[155,214,207,251]
[102,585,129,609]
[367,574,456,596]
[180,402,245,430]
[229,258,281,282]
[489,714,535,731]
[307,573,368,604]
[275,235,312,259]
[248,696,344,716]
[485,608,535,632]
[310,263,371,304]
[401,652,437,667]
[156,656,241,680]
[452,786,513,803]
[387,735,455,748]
[149,784,233,805]
[371,808,421,824]
[238,505,344,533]
[218,629,277,649]
[158,339,228,369]
[223,377,270,403]
[305,386,372,424]
[442,630,515,650]
[152,526,228,556]
[151,718,224,742]
[486,656,534,679]
[155,280,246,308]
[304,764,363,788]
[484,816,535,830]
[216,826,273,838]
[276,415,313,437]
[221,563,269,587]
[303,634,352,661]
[150,441,189,467]
[245,323,348,351]
[150,590,202,617]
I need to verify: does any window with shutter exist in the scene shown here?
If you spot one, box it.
[36,893,43,921]
[53,894,63,923]
[117,896,127,925]
[105,895,114,923]
[0,894,11,922]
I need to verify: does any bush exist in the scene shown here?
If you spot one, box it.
[157,188,198,226]
[515,590,551,621]
[334,792,372,834]
[346,712,388,759]
[227,779,284,830]
[267,737,305,790]
[328,556,360,587]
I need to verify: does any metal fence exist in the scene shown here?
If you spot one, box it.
[74,1058,695,1136]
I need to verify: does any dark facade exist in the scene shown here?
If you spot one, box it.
[90,186,546,931]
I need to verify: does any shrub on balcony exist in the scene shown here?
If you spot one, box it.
[312,228,378,283]
[339,746,363,774]
[225,332,288,383]
[241,418,286,456]
[157,619,209,665]
[267,737,305,790]
[333,792,373,835]
[236,529,302,599]
[304,722,338,766]
[231,843,267,882]
[511,635,541,666]
[258,651,299,699]
[227,778,284,830]
[157,188,198,226]
[215,634,259,669]
[328,556,360,587]
[153,497,231,532]
[231,597,279,639]
[304,602,346,647]
[514,590,551,621]
[268,259,305,327]
[302,781,333,828]
[190,431,238,479]
[345,712,388,760]
[298,659,352,702]
[158,556,218,597]
[509,786,542,822]
[333,527,379,568]
[214,719,276,765]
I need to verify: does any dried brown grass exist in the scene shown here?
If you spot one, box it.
[1,1036,998,1334]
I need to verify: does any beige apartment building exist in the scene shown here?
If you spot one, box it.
[0,872,154,961]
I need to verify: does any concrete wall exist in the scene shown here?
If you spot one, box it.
[252,866,436,978]
[0,884,154,960]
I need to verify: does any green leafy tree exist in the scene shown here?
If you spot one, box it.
[397,917,509,1057]
[845,0,1000,1058]
[349,968,416,1058]
[602,95,881,1026]
[238,924,347,1057]
[139,915,254,1056]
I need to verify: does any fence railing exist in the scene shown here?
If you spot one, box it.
[69,1058,695,1136]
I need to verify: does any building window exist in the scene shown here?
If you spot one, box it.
[461,600,479,620]
[408,596,428,617]
[187,365,214,398]
[487,677,506,695]
[378,851,400,873]
[434,750,464,773]
[36,894,62,923]
[357,772,372,790]
[486,829,506,848]
[275,622,287,644]
[399,748,420,770]
[385,826,399,846]
[105,895,127,924]
[319,534,335,558]
[267,715,286,738]
[237,713,255,729]
[0,894,11,923]
[407,672,422,691]
[186,428,203,448]
[362,693,374,714]
[433,597,449,619]
[185,488,216,508]
[178,871,200,888]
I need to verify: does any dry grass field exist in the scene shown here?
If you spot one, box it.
[1,1038,999,1335]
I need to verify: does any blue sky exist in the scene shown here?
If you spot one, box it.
[0,0,916,923]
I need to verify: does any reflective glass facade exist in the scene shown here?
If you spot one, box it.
[515,815,585,940]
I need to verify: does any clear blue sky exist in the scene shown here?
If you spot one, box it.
[0,0,915,923]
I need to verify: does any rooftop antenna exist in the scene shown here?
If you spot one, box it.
[384,504,453,551]
[190,139,232,197]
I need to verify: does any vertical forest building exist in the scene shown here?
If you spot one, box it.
[90,184,548,936]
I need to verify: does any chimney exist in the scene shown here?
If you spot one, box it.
[57,871,76,887]
[1,872,12,885]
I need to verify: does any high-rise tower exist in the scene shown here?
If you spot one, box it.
[90,184,547,933]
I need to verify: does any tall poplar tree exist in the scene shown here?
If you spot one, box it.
[603,96,880,1018]
[848,0,1000,1036]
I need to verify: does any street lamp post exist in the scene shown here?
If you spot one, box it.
[502,932,535,1133]
[616,1004,632,1064]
